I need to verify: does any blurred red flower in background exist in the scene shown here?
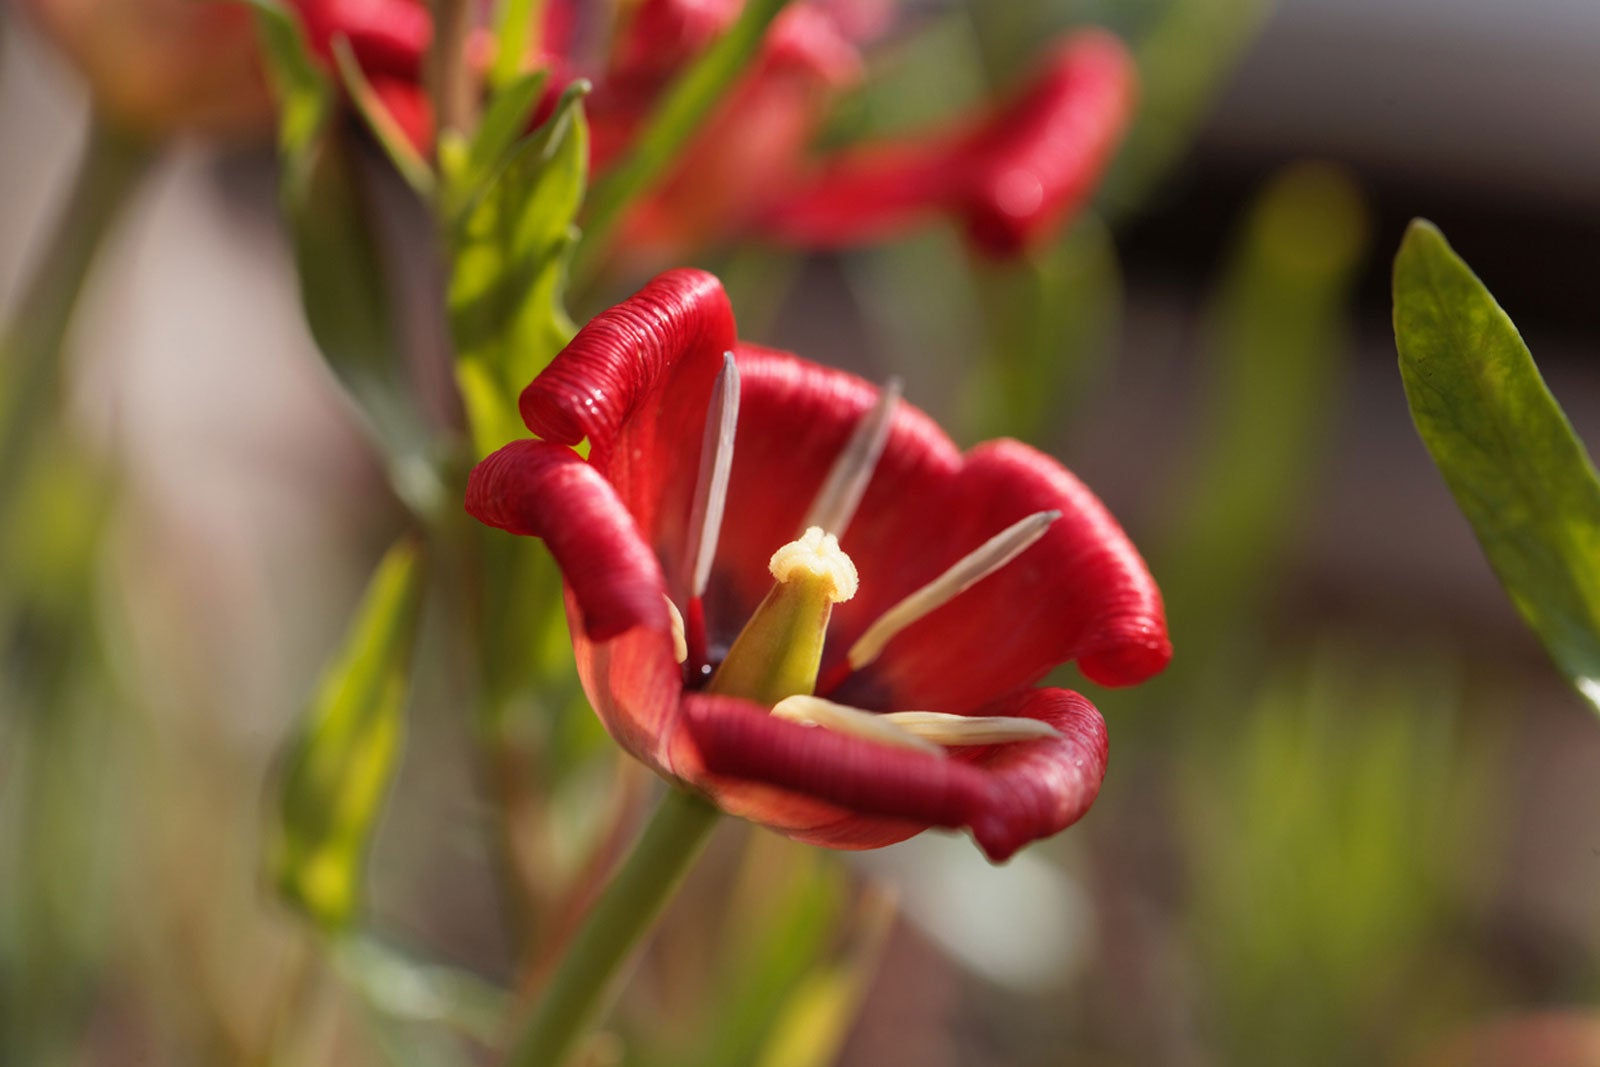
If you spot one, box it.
[296,0,1136,256]
[20,0,272,136]
[466,268,1170,861]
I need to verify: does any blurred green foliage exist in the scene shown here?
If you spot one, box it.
[270,538,424,931]
[1395,220,1600,716]
[448,79,588,458]
[1182,650,1491,1066]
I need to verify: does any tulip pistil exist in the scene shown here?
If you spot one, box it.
[707,527,856,705]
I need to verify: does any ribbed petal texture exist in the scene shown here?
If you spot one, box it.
[466,269,1166,859]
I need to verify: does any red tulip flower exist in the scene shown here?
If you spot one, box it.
[289,0,1135,259]
[466,269,1170,861]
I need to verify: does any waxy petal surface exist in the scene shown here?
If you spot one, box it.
[679,687,1108,862]
[466,440,669,642]
[467,269,1166,859]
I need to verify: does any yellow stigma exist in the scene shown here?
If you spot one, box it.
[767,526,858,603]
[708,528,858,705]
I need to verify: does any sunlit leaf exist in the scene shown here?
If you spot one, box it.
[447,83,588,457]
[270,539,425,930]
[490,0,541,92]
[252,2,443,517]
[571,0,796,284]
[1394,219,1600,714]
[470,70,550,182]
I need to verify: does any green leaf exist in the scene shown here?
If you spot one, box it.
[1394,219,1600,713]
[252,3,444,517]
[490,0,541,92]
[447,83,588,457]
[468,69,550,182]
[270,539,426,930]
[571,0,796,285]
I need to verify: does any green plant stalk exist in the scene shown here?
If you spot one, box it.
[506,786,720,1067]
[0,117,150,511]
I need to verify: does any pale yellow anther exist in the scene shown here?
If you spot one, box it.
[768,527,858,603]
[881,711,1061,746]
[772,696,945,756]
[664,595,688,664]
[847,510,1060,670]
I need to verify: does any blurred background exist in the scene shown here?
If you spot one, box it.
[4,0,1600,1064]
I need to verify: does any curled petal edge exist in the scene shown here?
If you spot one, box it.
[466,439,669,641]
[518,267,737,458]
[679,687,1108,862]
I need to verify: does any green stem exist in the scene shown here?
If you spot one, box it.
[505,786,720,1067]
[0,117,151,510]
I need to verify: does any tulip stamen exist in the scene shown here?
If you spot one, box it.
[684,352,741,600]
[844,510,1062,673]
[881,710,1061,745]
[664,595,689,664]
[772,695,944,756]
[801,377,902,538]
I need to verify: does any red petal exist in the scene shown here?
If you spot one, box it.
[677,687,1108,861]
[678,692,993,838]
[519,269,737,606]
[465,440,668,641]
[760,29,1136,256]
[293,0,432,79]
[696,348,1167,704]
[828,437,1172,709]
[608,7,862,254]
[960,688,1108,862]
[518,268,734,456]
[957,30,1136,256]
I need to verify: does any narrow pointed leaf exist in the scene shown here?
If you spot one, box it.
[270,539,425,929]
[468,69,550,181]
[490,0,540,91]
[448,84,589,456]
[1394,219,1600,713]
